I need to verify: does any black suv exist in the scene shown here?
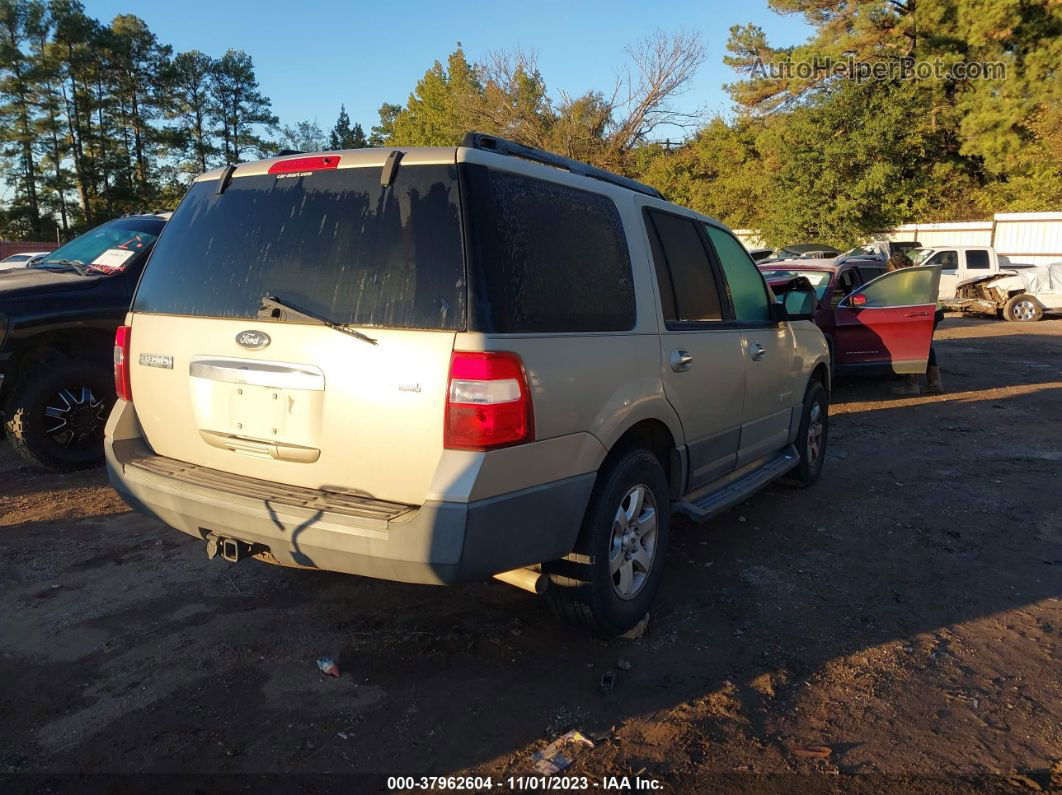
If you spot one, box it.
[0,214,167,470]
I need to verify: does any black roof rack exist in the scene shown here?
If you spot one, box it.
[461,132,663,199]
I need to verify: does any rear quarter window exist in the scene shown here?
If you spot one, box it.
[462,165,635,333]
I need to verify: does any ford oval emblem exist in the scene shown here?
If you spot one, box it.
[236,330,270,350]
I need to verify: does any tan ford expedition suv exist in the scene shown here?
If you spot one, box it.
[106,134,830,635]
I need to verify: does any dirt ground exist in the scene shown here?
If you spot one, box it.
[1,316,1059,792]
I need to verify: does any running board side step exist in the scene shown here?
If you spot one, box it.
[673,446,800,524]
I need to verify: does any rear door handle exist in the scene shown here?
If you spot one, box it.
[904,311,930,318]
[670,350,694,372]
[750,342,766,361]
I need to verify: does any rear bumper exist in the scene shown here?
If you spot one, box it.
[105,400,594,585]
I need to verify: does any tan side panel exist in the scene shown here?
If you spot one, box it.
[475,333,680,453]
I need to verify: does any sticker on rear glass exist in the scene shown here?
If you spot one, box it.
[91,247,136,272]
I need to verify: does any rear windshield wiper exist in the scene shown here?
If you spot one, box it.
[258,294,378,346]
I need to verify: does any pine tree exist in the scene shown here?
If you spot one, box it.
[208,49,277,163]
[167,50,217,174]
[0,0,46,238]
[368,102,400,146]
[328,103,352,149]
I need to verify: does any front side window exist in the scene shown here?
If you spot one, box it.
[833,270,859,305]
[966,250,990,269]
[462,166,635,333]
[705,225,771,322]
[845,266,939,308]
[644,210,722,323]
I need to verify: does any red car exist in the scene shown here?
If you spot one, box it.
[760,259,942,375]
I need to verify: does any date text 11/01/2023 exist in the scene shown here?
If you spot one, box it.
[386,775,665,791]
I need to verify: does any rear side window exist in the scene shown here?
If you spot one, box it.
[134,164,465,330]
[966,250,990,269]
[704,224,771,322]
[645,210,722,323]
[462,166,635,333]
[857,266,886,283]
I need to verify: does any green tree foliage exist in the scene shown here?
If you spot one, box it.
[208,49,277,163]
[166,50,216,177]
[376,32,707,176]
[327,104,366,149]
[368,102,400,146]
[389,48,483,146]
[4,2,1056,246]
[705,0,1062,242]
[0,0,45,238]
[0,2,284,239]
[281,119,327,152]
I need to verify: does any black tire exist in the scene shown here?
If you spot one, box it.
[544,448,670,636]
[1003,293,1044,323]
[3,359,115,471]
[781,379,829,488]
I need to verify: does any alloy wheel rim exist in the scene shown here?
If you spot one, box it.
[608,484,658,600]
[807,402,824,468]
[44,385,107,450]
[1014,301,1035,321]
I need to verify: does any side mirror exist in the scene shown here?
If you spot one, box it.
[782,287,816,321]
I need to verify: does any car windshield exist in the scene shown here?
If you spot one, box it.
[762,269,833,298]
[909,248,934,264]
[31,218,164,276]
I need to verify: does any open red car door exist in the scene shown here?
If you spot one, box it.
[833,265,942,374]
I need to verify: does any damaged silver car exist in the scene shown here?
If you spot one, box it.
[946,262,1062,322]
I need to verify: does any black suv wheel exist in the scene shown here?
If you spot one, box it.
[545,448,671,636]
[4,359,115,471]
[782,379,829,488]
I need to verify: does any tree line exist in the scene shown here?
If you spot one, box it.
[0,0,286,239]
[2,0,1059,247]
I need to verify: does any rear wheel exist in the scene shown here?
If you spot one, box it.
[545,449,670,636]
[1004,294,1043,322]
[3,359,114,471]
[781,379,829,488]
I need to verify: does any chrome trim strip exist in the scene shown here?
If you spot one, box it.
[189,356,325,391]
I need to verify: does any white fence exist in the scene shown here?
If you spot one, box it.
[735,211,1062,266]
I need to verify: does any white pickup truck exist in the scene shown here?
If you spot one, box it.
[909,246,1029,300]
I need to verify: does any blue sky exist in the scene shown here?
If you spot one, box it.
[85,0,812,137]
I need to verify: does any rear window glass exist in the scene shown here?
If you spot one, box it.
[134,164,465,330]
[462,165,635,333]
[966,250,990,269]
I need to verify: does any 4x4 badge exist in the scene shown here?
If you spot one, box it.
[236,330,270,350]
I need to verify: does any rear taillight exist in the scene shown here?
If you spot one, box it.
[445,352,534,451]
[114,325,132,402]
